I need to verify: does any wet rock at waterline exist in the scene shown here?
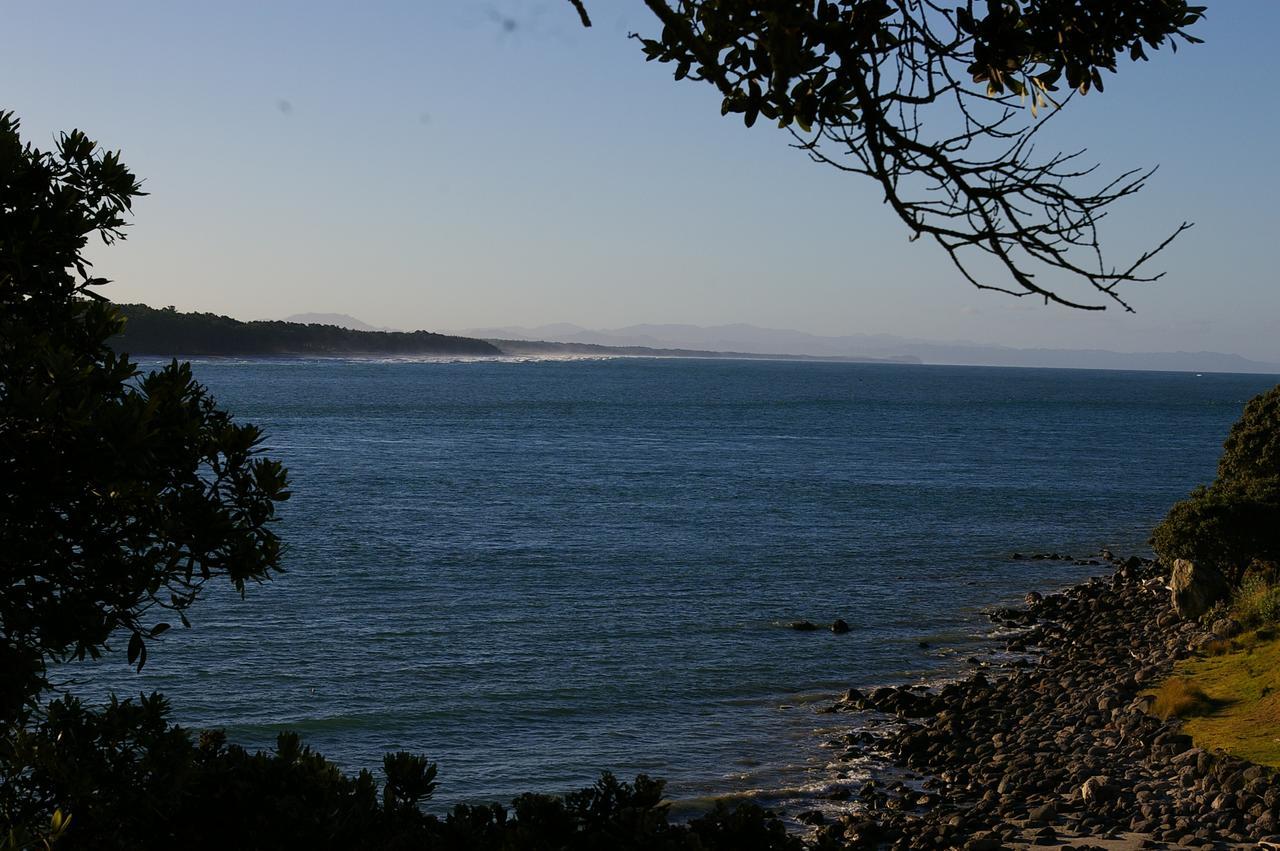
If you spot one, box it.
[805,557,1280,850]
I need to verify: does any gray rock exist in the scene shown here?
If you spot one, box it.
[1169,559,1229,620]
[1210,617,1243,639]
[831,618,850,634]
[1028,801,1058,824]
[1081,775,1119,803]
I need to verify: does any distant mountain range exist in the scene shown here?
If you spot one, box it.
[457,322,1280,374]
[282,313,397,332]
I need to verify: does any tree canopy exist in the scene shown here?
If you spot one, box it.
[0,112,290,722]
[573,0,1205,311]
[1152,385,1280,583]
[110,303,501,357]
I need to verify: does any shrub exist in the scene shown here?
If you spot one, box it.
[0,695,803,851]
[1151,677,1214,720]
[1152,385,1280,582]
[1202,638,1234,657]
[1233,573,1280,629]
[1218,386,1280,489]
[1151,485,1280,583]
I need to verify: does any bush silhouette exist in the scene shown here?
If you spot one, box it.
[1153,385,1280,582]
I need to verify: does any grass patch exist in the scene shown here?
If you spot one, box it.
[1158,630,1280,766]
[1202,639,1234,656]
[1151,677,1214,719]
[1234,573,1280,628]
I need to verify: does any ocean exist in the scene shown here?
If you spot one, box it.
[67,357,1277,811]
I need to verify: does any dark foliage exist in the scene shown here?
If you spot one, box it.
[113,303,501,358]
[2,694,805,851]
[622,0,1204,310]
[0,112,290,721]
[1216,385,1280,492]
[1153,385,1280,582]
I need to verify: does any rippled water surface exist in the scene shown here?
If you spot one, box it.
[70,358,1277,807]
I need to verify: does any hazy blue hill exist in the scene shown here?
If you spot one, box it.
[280,312,391,331]
[111,304,501,357]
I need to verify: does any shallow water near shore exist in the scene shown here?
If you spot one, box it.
[68,358,1277,809]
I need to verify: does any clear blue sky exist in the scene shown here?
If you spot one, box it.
[4,2,1278,358]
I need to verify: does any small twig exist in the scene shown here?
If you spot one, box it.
[566,0,591,28]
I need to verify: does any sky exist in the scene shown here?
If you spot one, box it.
[4,1,1279,359]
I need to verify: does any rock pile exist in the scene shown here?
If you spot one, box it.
[815,557,1278,850]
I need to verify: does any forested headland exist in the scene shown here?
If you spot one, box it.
[110,304,919,363]
[111,303,502,357]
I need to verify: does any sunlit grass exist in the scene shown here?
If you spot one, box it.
[1151,677,1214,720]
[1158,631,1280,767]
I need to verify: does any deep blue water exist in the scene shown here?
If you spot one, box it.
[69,358,1277,809]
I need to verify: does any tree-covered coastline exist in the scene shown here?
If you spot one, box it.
[111,303,501,357]
[12,1,1280,845]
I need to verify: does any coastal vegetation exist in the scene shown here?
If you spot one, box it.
[1152,384,1280,582]
[1142,386,1280,770]
[111,303,501,357]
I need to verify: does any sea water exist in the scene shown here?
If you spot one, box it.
[66,358,1277,809]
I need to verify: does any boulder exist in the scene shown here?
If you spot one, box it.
[1210,617,1243,639]
[831,618,851,634]
[789,620,818,631]
[1169,559,1229,620]
[1028,801,1058,824]
[1080,775,1119,803]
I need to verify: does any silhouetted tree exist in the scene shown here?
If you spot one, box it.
[0,111,289,719]
[1153,385,1280,582]
[109,303,501,357]
[571,0,1205,311]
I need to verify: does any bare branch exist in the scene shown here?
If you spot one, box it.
[630,0,1206,311]
[566,0,591,28]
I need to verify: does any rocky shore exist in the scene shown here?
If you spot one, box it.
[806,556,1278,850]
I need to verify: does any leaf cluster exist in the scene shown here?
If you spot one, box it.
[959,0,1205,98]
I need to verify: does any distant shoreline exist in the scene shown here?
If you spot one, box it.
[109,303,920,365]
